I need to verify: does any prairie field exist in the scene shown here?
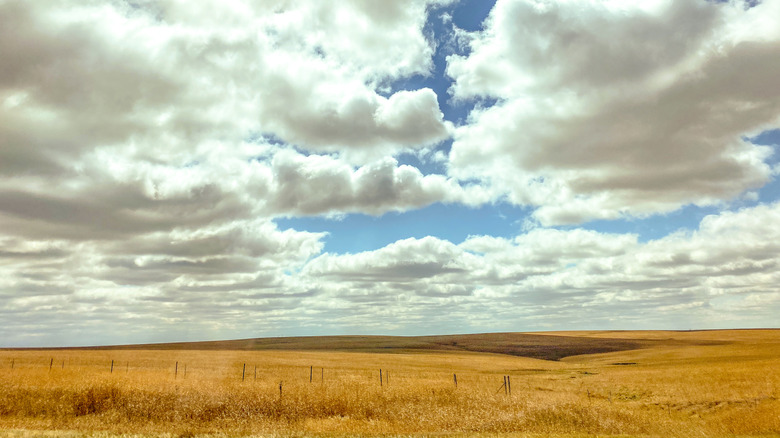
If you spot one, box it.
[0,330,778,437]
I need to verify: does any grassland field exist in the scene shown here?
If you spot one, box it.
[0,330,778,437]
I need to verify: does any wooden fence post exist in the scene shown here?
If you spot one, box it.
[110,360,114,373]
[175,361,178,379]
[50,358,53,371]
[310,366,313,383]
[242,363,246,381]
[454,373,457,388]
[496,377,507,395]
[380,369,383,387]
[508,376,511,395]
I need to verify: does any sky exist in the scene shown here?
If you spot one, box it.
[1,0,779,347]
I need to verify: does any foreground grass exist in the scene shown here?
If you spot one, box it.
[0,431,711,438]
[1,330,778,437]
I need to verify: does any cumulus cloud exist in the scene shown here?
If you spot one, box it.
[0,0,473,243]
[268,150,486,216]
[0,148,484,246]
[0,0,452,178]
[298,202,780,333]
[447,0,780,225]
[3,198,780,345]
[305,236,470,281]
[0,215,326,345]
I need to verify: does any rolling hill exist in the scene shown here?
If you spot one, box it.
[41,331,738,361]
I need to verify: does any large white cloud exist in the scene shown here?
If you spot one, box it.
[447,0,780,225]
[0,0,473,240]
[268,150,487,216]
[0,0,453,177]
[0,146,481,247]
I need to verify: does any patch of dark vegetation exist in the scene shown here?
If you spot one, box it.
[612,362,638,366]
[423,333,653,361]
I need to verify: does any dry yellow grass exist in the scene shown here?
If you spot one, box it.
[0,330,778,437]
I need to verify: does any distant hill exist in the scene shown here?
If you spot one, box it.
[55,332,692,361]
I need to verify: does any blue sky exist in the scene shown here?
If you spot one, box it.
[1,0,779,347]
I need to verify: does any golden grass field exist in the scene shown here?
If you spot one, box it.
[0,330,778,437]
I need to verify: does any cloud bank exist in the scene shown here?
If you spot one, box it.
[3,201,779,346]
[1,0,779,346]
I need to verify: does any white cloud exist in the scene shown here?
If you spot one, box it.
[294,202,780,333]
[0,145,483,244]
[0,0,473,243]
[305,236,470,280]
[1,0,779,346]
[447,0,780,225]
[3,199,780,345]
[0,214,326,345]
[0,0,453,179]
[268,150,483,216]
